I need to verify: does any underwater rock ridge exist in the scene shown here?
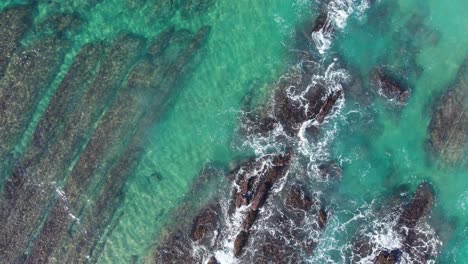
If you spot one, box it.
[427,60,467,165]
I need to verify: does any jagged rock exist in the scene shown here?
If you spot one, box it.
[397,182,435,231]
[318,161,342,179]
[207,256,219,264]
[274,78,326,135]
[371,68,410,104]
[242,209,259,230]
[316,89,342,123]
[287,184,313,211]
[233,230,249,257]
[427,62,467,165]
[234,154,291,210]
[374,249,402,264]
[318,208,328,229]
[191,207,218,241]
[353,183,437,263]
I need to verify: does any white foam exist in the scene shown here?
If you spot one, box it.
[312,0,369,54]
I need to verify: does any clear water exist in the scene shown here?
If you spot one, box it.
[0,0,466,263]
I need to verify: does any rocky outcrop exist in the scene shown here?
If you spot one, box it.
[191,207,219,242]
[231,153,291,257]
[427,61,467,165]
[233,230,249,257]
[371,68,411,104]
[397,182,434,231]
[374,249,402,264]
[352,183,438,263]
[287,184,313,211]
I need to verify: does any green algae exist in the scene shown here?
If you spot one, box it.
[0,0,465,263]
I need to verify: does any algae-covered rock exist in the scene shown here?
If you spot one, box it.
[181,0,216,19]
[371,67,411,105]
[0,4,33,78]
[57,26,212,263]
[0,14,78,171]
[0,33,144,263]
[427,62,467,165]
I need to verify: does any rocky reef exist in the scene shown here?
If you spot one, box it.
[427,61,467,165]
[352,183,440,263]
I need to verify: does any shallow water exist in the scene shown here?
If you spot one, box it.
[0,0,466,263]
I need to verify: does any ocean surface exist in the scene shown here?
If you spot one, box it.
[0,0,466,263]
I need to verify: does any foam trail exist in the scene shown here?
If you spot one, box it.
[312,0,369,54]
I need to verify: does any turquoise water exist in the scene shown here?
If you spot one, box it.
[0,0,466,263]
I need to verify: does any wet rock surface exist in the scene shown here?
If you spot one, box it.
[371,67,411,105]
[59,26,212,263]
[374,249,402,264]
[0,4,33,78]
[0,13,79,173]
[427,61,467,165]
[352,183,439,264]
[0,33,144,263]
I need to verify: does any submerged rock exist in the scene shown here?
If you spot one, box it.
[181,0,216,19]
[59,26,212,263]
[1,33,145,264]
[427,61,467,165]
[0,4,33,78]
[371,68,411,104]
[316,89,343,123]
[0,13,80,173]
[397,182,435,231]
[318,160,343,179]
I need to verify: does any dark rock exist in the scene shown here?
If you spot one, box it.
[287,184,313,211]
[254,235,295,264]
[154,231,195,264]
[234,154,291,210]
[233,230,249,257]
[57,27,212,263]
[316,89,343,123]
[207,256,219,264]
[0,4,33,78]
[427,62,467,165]
[397,182,435,231]
[312,8,329,33]
[191,207,218,241]
[374,249,402,264]
[274,75,327,135]
[371,68,410,104]
[242,209,259,230]
[318,208,328,229]
[318,161,342,179]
